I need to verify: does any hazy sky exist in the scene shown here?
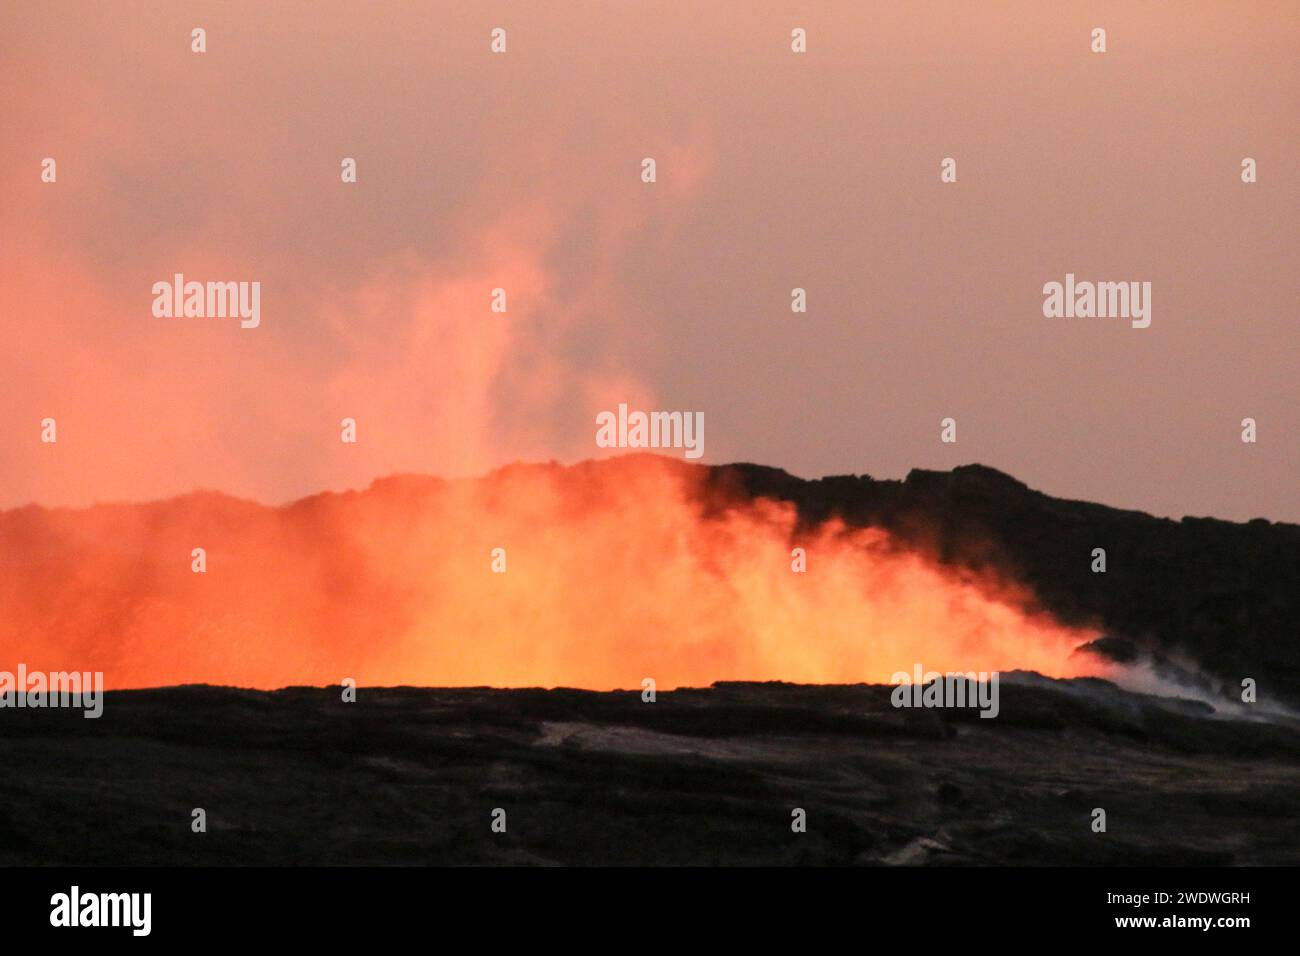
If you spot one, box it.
[2,1,1296,520]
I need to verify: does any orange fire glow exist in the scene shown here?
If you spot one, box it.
[0,455,1103,690]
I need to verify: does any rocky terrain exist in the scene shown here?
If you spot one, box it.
[2,677,1298,866]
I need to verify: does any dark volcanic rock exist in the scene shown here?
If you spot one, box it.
[1,679,1297,866]
[700,461,1300,705]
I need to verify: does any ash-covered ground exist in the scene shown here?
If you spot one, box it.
[2,676,1297,866]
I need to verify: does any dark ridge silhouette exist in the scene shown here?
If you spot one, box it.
[694,460,1300,704]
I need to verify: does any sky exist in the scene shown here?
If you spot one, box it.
[2,0,1297,521]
